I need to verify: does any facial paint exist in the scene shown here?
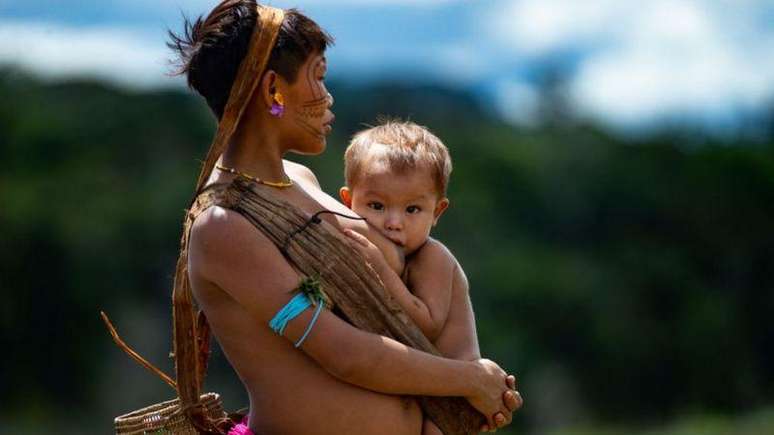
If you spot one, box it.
[293,57,330,138]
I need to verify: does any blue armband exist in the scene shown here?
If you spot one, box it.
[268,277,331,348]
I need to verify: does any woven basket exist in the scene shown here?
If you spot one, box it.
[114,392,226,434]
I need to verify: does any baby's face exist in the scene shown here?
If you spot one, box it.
[342,164,448,255]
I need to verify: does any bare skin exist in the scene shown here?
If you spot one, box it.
[346,234,480,360]
[190,179,425,434]
[340,161,488,434]
[348,232,482,435]
[338,158,482,361]
[187,52,522,434]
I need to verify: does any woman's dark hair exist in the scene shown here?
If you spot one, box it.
[168,0,333,119]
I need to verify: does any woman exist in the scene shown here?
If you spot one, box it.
[168,2,522,433]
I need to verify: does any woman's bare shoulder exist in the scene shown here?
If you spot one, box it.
[191,205,254,248]
[283,159,320,188]
[189,206,291,284]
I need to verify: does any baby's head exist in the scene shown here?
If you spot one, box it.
[340,120,452,255]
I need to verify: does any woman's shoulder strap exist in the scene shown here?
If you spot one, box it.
[188,182,241,222]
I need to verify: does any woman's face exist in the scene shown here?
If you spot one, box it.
[280,52,335,155]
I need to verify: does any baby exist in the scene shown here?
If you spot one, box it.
[340,120,480,435]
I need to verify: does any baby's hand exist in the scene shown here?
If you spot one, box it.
[343,229,389,272]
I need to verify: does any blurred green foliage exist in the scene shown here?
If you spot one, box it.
[1,67,773,434]
[547,407,774,435]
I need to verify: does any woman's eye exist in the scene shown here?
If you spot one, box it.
[406,205,421,214]
[368,202,384,211]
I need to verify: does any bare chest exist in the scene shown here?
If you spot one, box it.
[269,182,368,233]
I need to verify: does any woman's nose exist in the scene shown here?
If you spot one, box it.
[326,92,334,108]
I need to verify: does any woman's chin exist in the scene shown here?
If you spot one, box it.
[313,140,327,155]
[291,139,326,156]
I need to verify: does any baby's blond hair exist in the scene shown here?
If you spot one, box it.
[344,120,452,197]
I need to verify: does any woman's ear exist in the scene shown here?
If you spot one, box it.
[432,197,450,226]
[339,186,353,208]
[258,70,278,109]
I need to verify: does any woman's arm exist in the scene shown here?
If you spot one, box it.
[189,206,518,427]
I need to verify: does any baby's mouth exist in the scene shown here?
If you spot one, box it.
[387,236,405,247]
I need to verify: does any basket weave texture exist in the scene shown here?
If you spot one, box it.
[114,393,225,435]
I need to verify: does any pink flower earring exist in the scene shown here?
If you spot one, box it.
[269,92,285,117]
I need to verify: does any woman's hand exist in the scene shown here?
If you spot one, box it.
[467,360,524,432]
[343,229,392,274]
[479,375,523,432]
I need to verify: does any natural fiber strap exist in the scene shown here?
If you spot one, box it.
[189,179,486,434]
[171,5,285,434]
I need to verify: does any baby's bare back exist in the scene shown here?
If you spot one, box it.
[407,239,481,361]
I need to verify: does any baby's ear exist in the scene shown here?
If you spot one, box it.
[433,197,450,226]
[339,186,353,208]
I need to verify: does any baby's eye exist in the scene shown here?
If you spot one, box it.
[368,202,384,211]
[406,205,421,214]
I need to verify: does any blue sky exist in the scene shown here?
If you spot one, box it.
[2,0,773,134]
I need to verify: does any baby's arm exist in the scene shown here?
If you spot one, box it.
[403,239,456,341]
[344,231,453,342]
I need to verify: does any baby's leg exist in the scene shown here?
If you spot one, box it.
[422,418,444,435]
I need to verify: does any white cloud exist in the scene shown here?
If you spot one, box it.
[492,0,627,56]
[570,0,774,130]
[490,0,774,131]
[0,20,180,88]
